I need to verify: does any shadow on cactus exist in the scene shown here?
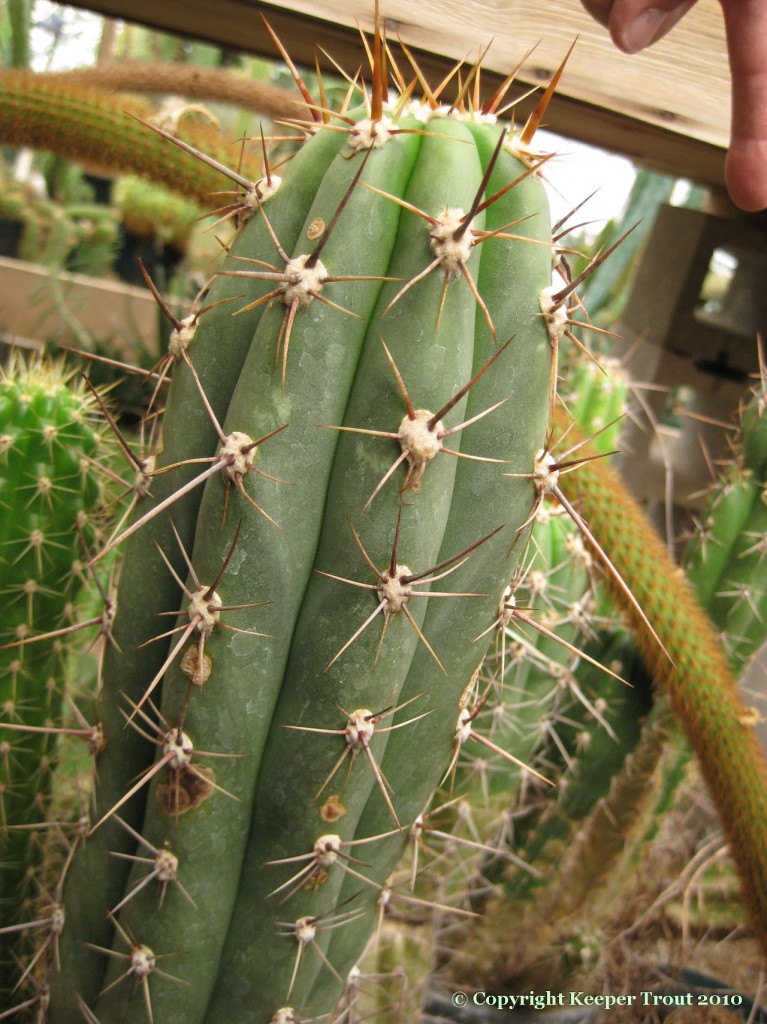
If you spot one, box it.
[2,7,766,1024]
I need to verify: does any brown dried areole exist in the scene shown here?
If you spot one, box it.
[158,763,214,816]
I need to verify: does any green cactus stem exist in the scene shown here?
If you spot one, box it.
[684,388,767,668]
[45,27,567,1022]
[559,350,632,456]
[114,176,200,256]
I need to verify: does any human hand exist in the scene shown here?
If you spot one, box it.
[581,0,767,212]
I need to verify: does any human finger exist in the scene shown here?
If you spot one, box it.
[720,0,767,211]
[607,0,698,53]
[580,0,698,52]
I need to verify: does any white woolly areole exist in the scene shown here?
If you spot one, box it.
[427,104,453,121]
[280,253,328,307]
[168,315,198,361]
[499,584,516,625]
[219,430,256,480]
[271,1011,298,1024]
[155,847,179,881]
[384,97,495,125]
[314,834,342,867]
[449,108,498,125]
[401,100,493,125]
[295,917,317,943]
[348,115,394,151]
[528,569,548,597]
[399,98,432,123]
[50,904,65,936]
[134,455,155,500]
[533,448,560,495]
[455,706,473,745]
[377,565,413,614]
[539,286,568,346]
[565,531,592,569]
[430,208,473,275]
[131,945,156,979]
[246,175,282,210]
[398,409,443,467]
[347,709,375,750]
[505,133,547,167]
[163,728,193,769]
[188,586,222,634]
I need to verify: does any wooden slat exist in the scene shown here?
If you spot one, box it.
[0,256,157,356]
[62,0,729,189]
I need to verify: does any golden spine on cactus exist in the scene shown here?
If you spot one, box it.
[49,63,307,119]
[553,409,767,961]
[0,70,269,205]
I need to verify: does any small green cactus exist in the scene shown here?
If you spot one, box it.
[0,356,111,995]
[684,386,767,667]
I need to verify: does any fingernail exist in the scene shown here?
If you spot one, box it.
[620,8,672,53]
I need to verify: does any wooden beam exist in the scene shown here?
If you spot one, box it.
[61,0,730,189]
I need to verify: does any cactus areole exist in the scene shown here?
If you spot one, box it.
[48,25,560,1024]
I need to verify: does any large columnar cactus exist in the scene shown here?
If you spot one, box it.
[36,23,577,1024]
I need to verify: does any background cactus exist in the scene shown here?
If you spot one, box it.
[489,371,767,997]
[684,384,767,669]
[0,355,112,998]
[0,70,270,206]
[351,349,767,1017]
[1,8,766,1023]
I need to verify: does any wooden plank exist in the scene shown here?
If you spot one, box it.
[0,256,158,358]
[61,0,730,188]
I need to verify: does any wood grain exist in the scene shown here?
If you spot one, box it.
[62,0,730,187]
